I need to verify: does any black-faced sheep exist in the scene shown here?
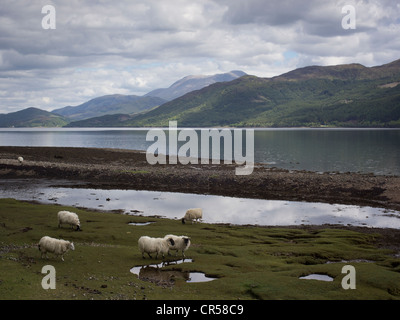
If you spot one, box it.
[164,234,191,257]
[181,208,202,224]
[38,236,75,261]
[57,210,81,231]
[138,236,175,259]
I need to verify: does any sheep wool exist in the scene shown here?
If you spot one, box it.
[138,236,175,259]
[181,208,202,224]
[17,156,23,164]
[38,236,75,261]
[58,210,81,231]
[164,234,191,257]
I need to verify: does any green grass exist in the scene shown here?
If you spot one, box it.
[0,198,399,300]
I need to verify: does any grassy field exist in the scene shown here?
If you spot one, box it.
[0,198,399,300]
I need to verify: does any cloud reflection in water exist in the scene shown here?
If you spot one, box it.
[0,179,399,229]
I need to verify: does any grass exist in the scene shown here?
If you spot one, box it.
[0,198,399,300]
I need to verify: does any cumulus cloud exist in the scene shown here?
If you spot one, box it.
[0,0,399,113]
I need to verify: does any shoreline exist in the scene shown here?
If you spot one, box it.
[0,146,400,212]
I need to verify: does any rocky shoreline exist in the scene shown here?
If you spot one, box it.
[0,146,399,211]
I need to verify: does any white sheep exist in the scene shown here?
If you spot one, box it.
[164,234,191,257]
[138,236,175,259]
[58,210,81,231]
[181,208,202,224]
[38,236,75,261]
[17,156,23,164]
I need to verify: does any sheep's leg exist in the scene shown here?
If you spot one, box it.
[147,253,152,259]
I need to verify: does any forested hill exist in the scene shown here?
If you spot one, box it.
[114,59,400,128]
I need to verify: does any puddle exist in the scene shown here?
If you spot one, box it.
[299,274,334,282]
[128,222,155,226]
[186,272,216,283]
[130,259,216,286]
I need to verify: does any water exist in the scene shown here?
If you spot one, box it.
[1,179,399,228]
[299,274,334,282]
[0,127,399,175]
[130,259,216,285]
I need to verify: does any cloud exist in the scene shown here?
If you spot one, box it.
[0,0,399,113]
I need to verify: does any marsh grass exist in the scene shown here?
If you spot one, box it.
[0,198,399,300]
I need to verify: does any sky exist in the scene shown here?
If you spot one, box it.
[0,0,399,114]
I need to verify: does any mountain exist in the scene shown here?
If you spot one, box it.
[120,59,400,127]
[144,70,247,101]
[0,107,69,127]
[65,113,136,127]
[52,94,166,121]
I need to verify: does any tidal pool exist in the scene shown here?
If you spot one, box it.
[299,274,334,282]
[1,179,399,228]
[130,259,216,285]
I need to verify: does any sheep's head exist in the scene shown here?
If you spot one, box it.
[69,242,75,251]
[166,238,175,247]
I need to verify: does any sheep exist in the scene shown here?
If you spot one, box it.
[181,208,202,224]
[17,156,23,164]
[38,236,75,261]
[164,234,191,257]
[138,236,175,259]
[57,210,81,231]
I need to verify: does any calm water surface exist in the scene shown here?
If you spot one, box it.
[1,179,399,228]
[0,127,399,175]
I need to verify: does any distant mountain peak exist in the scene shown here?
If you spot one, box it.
[145,70,247,101]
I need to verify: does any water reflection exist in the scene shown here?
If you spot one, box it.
[0,179,399,229]
[129,259,214,285]
[299,274,334,282]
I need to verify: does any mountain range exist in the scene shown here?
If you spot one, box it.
[52,94,166,121]
[1,61,399,128]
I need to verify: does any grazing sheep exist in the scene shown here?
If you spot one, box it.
[17,156,23,164]
[181,208,202,224]
[164,234,191,257]
[58,210,81,231]
[138,236,175,259]
[38,236,75,261]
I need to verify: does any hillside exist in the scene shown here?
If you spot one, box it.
[0,107,69,127]
[120,59,400,127]
[52,94,166,121]
[5,60,400,128]
[145,70,247,101]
